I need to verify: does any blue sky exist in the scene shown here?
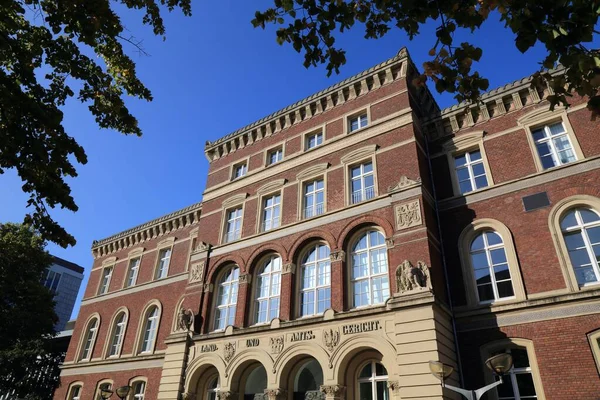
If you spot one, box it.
[1,1,559,319]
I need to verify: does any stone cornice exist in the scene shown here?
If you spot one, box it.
[91,202,202,258]
[204,48,411,162]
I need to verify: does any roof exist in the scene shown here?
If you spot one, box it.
[51,255,84,274]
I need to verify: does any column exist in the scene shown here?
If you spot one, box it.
[200,283,213,333]
[235,273,251,327]
[319,385,346,400]
[264,389,287,400]
[279,263,295,320]
[329,250,345,312]
[156,333,190,400]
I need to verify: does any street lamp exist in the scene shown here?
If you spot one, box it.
[100,388,114,400]
[429,353,513,400]
[115,386,132,400]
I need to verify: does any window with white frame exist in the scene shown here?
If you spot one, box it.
[349,113,368,132]
[493,348,538,400]
[560,207,600,286]
[303,179,325,219]
[108,312,126,357]
[214,266,239,331]
[351,230,390,307]
[42,270,62,294]
[261,194,281,232]
[132,381,146,400]
[69,385,82,400]
[224,208,243,243]
[125,257,141,288]
[305,131,323,150]
[255,255,281,324]
[98,266,113,295]
[140,306,159,353]
[470,231,515,303]
[154,248,171,280]
[350,162,375,204]
[454,150,489,194]
[358,362,389,400]
[267,147,283,166]
[531,122,576,170]
[206,377,219,400]
[300,244,331,317]
[232,162,247,180]
[80,318,98,361]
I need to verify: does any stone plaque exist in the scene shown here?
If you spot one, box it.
[394,200,422,230]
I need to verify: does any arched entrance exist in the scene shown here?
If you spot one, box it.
[187,364,220,400]
[292,358,324,400]
[242,363,268,400]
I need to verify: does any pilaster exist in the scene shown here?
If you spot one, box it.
[156,332,191,400]
[320,384,346,400]
[329,251,345,312]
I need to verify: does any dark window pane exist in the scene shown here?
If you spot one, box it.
[580,209,600,224]
[511,348,530,368]
[486,232,503,246]
[375,363,388,376]
[478,284,494,301]
[459,181,473,194]
[359,383,373,400]
[475,175,488,189]
[494,264,511,281]
[474,268,491,284]
[516,373,537,397]
[497,281,515,298]
[563,232,585,250]
[359,363,372,378]
[560,211,578,230]
[497,379,515,398]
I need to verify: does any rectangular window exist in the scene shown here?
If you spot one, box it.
[98,267,113,295]
[349,113,368,132]
[454,150,489,194]
[224,207,243,243]
[532,122,576,169]
[305,131,323,150]
[125,257,141,288]
[232,162,247,179]
[43,270,62,294]
[155,248,171,280]
[350,162,375,204]
[262,194,281,232]
[267,147,283,166]
[303,179,325,219]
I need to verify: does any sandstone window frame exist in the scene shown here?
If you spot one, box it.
[548,195,600,292]
[265,144,285,167]
[347,227,390,309]
[518,107,584,173]
[457,219,526,308]
[587,329,600,376]
[134,299,162,355]
[230,158,249,181]
[296,241,332,318]
[303,126,325,151]
[185,228,199,272]
[66,382,83,400]
[219,194,247,244]
[211,264,240,332]
[250,253,282,325]
[345,108,371,134]
[76,313,101,362]
[94,380,113,400]
[123,247,144,289]
[442,130,494,197]
[102,306,129,359]
[341,144,379,207]
[480,338,546,400]
[97,257,116,295]
[127,377,148,400]
[296,163,329,221]
[153,238,175,280]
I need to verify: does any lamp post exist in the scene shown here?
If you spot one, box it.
[429,353,513,400]
[115,386,132,400]
[100,388,114,400]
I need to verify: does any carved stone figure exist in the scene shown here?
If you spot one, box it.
[270,336,284,354]
[329,250,345,262]
[197,241,211,252]
[387,380,401,393]
[323,328,340,352]
[282,263,296,274]
[176,307,194,331]
[217,391,236,400]
[264,389,287,400]
[189,261,204,283]
[239,273,251,284]
[394,200,422,230]
[396,260,431,294]
[319,385,346,398]
[224,342,236,363]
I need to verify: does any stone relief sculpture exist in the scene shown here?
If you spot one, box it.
[323,328,340,352]
[387,176,421,192]
[270,336,284,354]
[189,261,204,283]
[394,200,422,230]
[224,342,236,363]
[176,306,194,331]
[396,260,431,295]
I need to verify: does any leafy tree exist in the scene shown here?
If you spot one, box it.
[1,0,191,248]
[253,0,600,113]
[0,223,59,399]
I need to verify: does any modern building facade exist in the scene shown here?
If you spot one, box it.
[43,256,85,331]
[55,49,600,400]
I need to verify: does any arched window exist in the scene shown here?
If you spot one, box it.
[214,266,240,331]
[140,306,160,353]
[255,255,281,324]
[67,383,83,400]
[206,376,219,400]
[560,208,600,286]
[95,381,113,400]
[108,312,127,357]
[358,362,388,400]
[79,317,99,361]
[470,231,514,303]
[300,243,331,317]
[351,230,389,308]
[131,381,146,400]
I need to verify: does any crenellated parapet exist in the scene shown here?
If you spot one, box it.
[91,201,202,258]
[204,48,412,162]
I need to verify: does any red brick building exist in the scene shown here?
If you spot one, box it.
[55,49,600,400]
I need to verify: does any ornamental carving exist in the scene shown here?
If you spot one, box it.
[394,200,422,230]
[176,306,194,332]
[323,328,340,352]
[270,336,284,354]
[224,342,236,363]
[282,263,296,275]
[216,391,236,400]
[238,273,251,284]
[319,385,346,397]
[264,389,287,400]
[182,392,196,400]
[388,176,421,192]
[329,250,345,262]
[189,261,205,283]
[396,260,431,295]
[304,391,325,400]
[387,380,401,393]
[203,283,213,293]
[197,241,212,252]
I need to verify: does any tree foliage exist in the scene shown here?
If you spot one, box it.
[0,223,59,399]
[253,0,600,113]
[1,0,191,247]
